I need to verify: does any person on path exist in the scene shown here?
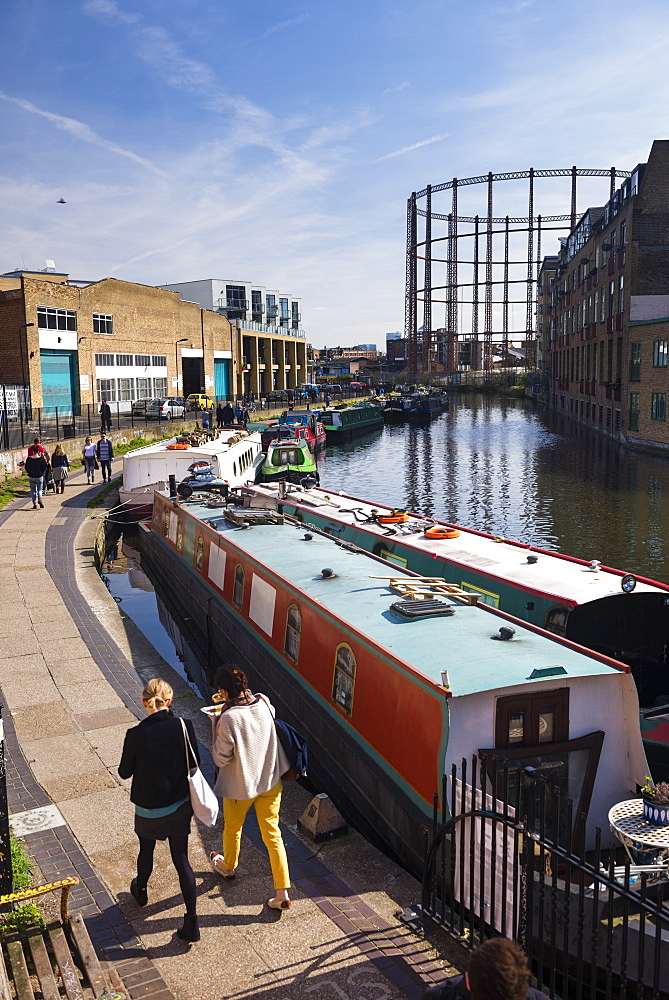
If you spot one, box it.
[240,404,249,428]
[82,436,97,484]
[24,444,48,509]
[209,664,291,911]
[233,402,243,424]
[325,393,331,407]
[96,433,114,482]
[118,678,201,943]
[221,402,234,425]
[29,436,50,461]
[201,408,210,430]
[50,445,70,495]
[216,403,224,428]
[99,398,112,433]
[423,938,550,1000]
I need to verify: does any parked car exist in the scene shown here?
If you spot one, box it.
[146,397,187,420]
[131,398,153,416]
[267,389,309,404]
[319,383,343,395]
[349,382,365,389]
[186,393,212,411]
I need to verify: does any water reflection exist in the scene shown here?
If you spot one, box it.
[319,395,669,584]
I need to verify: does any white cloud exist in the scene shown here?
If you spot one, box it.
[0,92,163,174]
[261,14,308,37]
[376,133,451,162]
[381,81,409,96]
[81,0,140,25]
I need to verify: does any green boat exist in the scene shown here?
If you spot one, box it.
[258,436,319,485]
[319,401,384,439]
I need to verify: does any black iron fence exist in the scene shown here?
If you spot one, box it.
[423,757,669,999]
[0,386,379,452]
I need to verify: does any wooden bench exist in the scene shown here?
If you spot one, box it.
[0,878,126,999]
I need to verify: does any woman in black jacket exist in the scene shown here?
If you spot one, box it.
[24,447,48,509]
[118,678,201,942]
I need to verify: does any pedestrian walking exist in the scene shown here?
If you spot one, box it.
[423,938,550,1000]
[325,393,331,407]
[29,436,49,461]
[24,444,48,509]
[233,402,243,423]
[240,404,249,428]
[222,402,234,425]
[82,436,98,484]
[50,445,70,494]
[216,403,224,428]
[96,433,114,482]
[118,678,201,943]
[201,407,210,429]
[99,398,112,433]
[208,664,291,911]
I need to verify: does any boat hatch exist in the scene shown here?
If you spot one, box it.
[391,599,455,619]
[224,507,284,526]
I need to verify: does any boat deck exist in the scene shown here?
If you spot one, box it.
[183,497,626,697]
[250,484,667,606]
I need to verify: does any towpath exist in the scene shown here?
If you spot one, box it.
[0,465,461,999]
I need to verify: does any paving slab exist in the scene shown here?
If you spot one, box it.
[22,589,67,608]
[56,679,126,713]
[11,702,76,741]
[42,769,121,803]
[85,723,132,768]
[32,618,88,642]
[0,653,47,679]
[42,636,96,665]
[0,631,41,656]
[75,705,138,730]
[20,731,104,780]
[59,786,136,853]
[0,675,61,708]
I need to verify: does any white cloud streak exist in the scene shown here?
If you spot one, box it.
[0,92,164,174]
[376,133,451,161]
[261,13,308,37]
[381,81,409,96]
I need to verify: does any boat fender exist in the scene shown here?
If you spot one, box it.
[377,509,409,525]
[423,525,460,540]
[166,443,190,450]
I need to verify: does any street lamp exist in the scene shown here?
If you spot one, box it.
[175,338,188,394]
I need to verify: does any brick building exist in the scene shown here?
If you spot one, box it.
[0,269,307,413]
[538,139,669,453]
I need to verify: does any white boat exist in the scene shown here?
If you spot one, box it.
[119,429,263,520]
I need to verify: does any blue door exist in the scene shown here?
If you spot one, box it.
[40,349,78,415]
[214,358,231,399]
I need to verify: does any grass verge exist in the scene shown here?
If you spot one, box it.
[0,833,46,936]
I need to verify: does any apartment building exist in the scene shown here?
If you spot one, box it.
[537,139,669,453]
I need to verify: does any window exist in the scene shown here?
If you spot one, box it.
[618,275,624,314]
[251,289,263,323]
[651,393,666,421]
[136,377,151,397]
[629,342,641,381]
[116,354,133,366]
[152,356,167,367]
[332,643,356,715]
[620,219,627,247]
[460,581,500,608]
[135,354,151,367]
[629,392,639,431]
[233,564,245,608]
[118,378,134,401]
[609,280,615,316]
[153,377,168,396]
[93,313,113,335]
[96,378,116,403]
[284,605,301,661]
[266,294,277,321]
[495,688,569,749]
[653,340,668,367]
[37,306,76,331]
[95,353,114,366]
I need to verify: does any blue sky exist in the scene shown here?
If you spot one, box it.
[1,0,668,346]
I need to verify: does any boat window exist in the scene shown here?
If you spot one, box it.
[332,643,356,716]
[284,604,301,662]
[459,581,500,608]
[233,564,245,608]
[194,533,204,571]
[544,605,570,637]
[275,449,299,466]
[233,462,238,476]
[495,688,568,749]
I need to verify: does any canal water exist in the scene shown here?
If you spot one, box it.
[104,393,669,696]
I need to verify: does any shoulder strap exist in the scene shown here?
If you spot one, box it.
[179,717,197,769]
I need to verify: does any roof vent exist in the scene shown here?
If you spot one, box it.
[303,533,313,541]
[589,560,601,572]
[321,567,335,578]
[492,626,516,641]
[527,554,538,564]
[391,599,455,620]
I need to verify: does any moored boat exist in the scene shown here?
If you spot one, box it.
[247,481,669,776]
[141,488,647,877]
[319,401,384,439]
[260,409,326,451]
[407,394,444,419]
[258,437,319,485]
[119,429,263,520]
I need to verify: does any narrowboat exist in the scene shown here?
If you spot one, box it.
[383,396,412,421]
[260,410,326,451]
[247,482,669,777]
[319,401,384,440]
[141,489,647,876]
[119,429,263,520]
[407,394,444,419]
[258,437,319,485]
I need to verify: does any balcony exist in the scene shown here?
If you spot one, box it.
[235,318,306,339]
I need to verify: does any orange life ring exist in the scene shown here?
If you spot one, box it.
[377,509,409,525]
[166,443,190,450]
[424,525,460,540]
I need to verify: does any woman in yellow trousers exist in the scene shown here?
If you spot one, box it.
[209,664,291,910]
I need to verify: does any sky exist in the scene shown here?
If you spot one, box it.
[1,0,669,347]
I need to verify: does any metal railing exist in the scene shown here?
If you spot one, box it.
[423,756,669,999]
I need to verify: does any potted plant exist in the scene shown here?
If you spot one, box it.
[640,777,669,825]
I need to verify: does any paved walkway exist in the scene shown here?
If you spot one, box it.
[0,465,460,1000]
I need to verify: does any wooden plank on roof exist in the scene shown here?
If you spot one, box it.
[26,931,61,1000]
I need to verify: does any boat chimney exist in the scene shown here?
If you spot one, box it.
[493,626,516,641]
[168,474,177,501]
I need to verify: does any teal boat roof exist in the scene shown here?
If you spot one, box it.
[182,500,625,697]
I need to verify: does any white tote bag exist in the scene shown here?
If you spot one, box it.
[180,718,219,827]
